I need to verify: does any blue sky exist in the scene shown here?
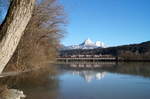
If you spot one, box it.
[0,0,150,46]
[0,0,9,23]
[60,0,150,46]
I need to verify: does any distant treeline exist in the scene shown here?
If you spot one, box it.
[60,41,150,61]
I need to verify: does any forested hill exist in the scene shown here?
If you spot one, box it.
[60,41,150,60]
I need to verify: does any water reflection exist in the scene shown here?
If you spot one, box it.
[58,62,150,99]
[0,65,59,99]
[0,62,150,99]
[59,62,150,78]
[64,70,107,82]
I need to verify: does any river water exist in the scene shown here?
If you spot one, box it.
[0,62,150,99]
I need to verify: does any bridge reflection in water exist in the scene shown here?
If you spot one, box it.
[57,62,117,82]
[58,62,150,82]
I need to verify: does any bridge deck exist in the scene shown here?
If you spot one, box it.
[57,57,117,62]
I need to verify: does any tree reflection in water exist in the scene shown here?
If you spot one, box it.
[0,64,59,99]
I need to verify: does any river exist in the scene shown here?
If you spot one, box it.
[0,62,150,99]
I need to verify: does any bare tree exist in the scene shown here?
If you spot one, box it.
[0,0,36,74]
[4,0,66,72]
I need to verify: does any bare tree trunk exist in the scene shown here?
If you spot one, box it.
[0,0,35,74]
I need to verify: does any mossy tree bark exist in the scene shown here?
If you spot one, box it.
[0,0,35,74]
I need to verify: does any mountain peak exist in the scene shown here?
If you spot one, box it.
[61,38,107,50]
[81,38,94,46]
[95,41,106,47]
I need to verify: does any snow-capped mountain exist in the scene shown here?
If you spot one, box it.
[61,38,107,50]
